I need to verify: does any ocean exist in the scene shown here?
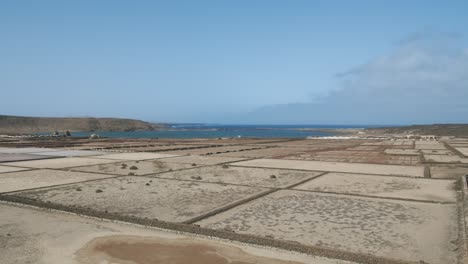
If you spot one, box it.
[64,124,378,139]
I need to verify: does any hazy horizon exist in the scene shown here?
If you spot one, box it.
[1,1,468,125]
[0,113,449,127]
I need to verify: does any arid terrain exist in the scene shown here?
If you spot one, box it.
[365,124,468,137]
[0,115,166,134]
[1,134,468,264]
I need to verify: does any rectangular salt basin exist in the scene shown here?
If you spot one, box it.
[0,153,56,163]
[455,147,468,157]
[30,150,107,157]
[12,177,267,223]
[415,143,447,150]
[430,166,468,179]
[154,166,323,188]
[384,149,420,155]
[0,203,347,264]
[0,169,114,193]
[424,154,468,164]
[293,172,456,202]
[0,147,56,154]
[161,155,245,165]
[89,152,181,160]
[231,159,424,177]
[197,190,458,264]
[3,157,120,169]
[0,165,30,174]
[72,160,201,176]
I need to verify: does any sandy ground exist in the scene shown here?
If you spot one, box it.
[0,137,466,264]
[415,142,447,150]
[154,166,323,188]
[293,172,456,202]
[11,176,267,223]
[154,155,245,165]
[361,140,414,146]
[0,165,30,174]
[282,150,421,165]
[456,147,468,157]
[231,159,425,177]
[430,165,468,179]
[0,147,56,153]
[424,154,468,163]
[119,144,207,152]
[0,202,353,264]
[3,157,121,169]
[0,153,56,163]
[420,149,454,155]
[72,159,200,176]
[383,149,420,155]
[215,147,310,158]
[29,150,107,157]
[164,146,271,156]
[0,169,115,193]
[89,152,181,160]
[197,190,458,264]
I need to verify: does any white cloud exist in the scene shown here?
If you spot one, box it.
[242,32,468,124]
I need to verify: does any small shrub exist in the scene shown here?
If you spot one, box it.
[129,166,138,170]
[224,227,234,232]
[270,175,277,179]
[96,189,103,193]
[76,187,82,191]
[191,175,202,180]
[152,160,166,169]
[128,172,135,176]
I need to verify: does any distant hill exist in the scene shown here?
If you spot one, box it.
[365,124,468,137]
[0,115,166,134]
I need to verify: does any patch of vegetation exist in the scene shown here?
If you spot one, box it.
[152,160,167,169]
[129,165,138,170]
[98,164,108,171]
[95,189,103,193]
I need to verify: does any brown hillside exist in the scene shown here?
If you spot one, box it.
[0,115,165,134]
[365,124,468,137]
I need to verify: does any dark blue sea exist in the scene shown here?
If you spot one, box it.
[64,124,380,139]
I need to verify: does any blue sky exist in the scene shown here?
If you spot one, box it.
[1,1,467,124]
